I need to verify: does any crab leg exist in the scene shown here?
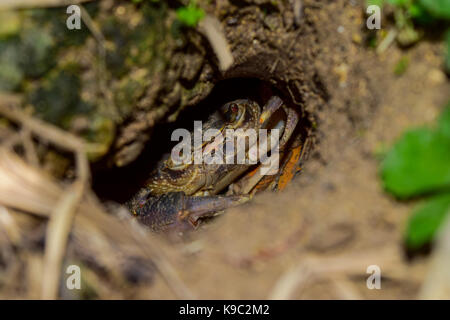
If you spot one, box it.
[211,115,288,196]
[234,103,299,194]
[234,152,281,195]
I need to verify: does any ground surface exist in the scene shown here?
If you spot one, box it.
[1,0,449,300]
[137,0,449,299]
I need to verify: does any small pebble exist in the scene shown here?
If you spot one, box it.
[352,33,362,44]
[428,68,446,85]
[227,17,238,26]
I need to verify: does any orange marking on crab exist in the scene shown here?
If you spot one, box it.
[276,144,302,191]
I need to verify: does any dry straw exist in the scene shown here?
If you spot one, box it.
[0,97,194,299]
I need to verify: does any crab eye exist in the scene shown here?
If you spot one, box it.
[230,103,239,113]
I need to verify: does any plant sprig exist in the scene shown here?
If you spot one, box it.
[367,0,450,72]
[176,1,205,27]
[381,103,450,249]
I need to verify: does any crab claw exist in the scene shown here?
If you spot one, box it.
[133,192,250,231]
[181,194,251,226]
[259,96,284,127]
[279,106,299,148]
[232,98,300,195]
[260,96,299,150]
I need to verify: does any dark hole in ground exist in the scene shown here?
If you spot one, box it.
[92,77,311,204]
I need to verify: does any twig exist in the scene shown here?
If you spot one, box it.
[286,80,303,106]
[268,259,314,299]
[199,15,234,72]
[0,0,94,10]
[0,147,61,215]
[79,4,105,57]
[293,0,303,27]
[79,4,115,122]
[1,100,89,299]
[419,212,450,299]
[130,226,196,299]
[0,99,194,299]
[268,246,402,299]
[376,28,398,55]
[41,180,85,299]
[330,277,363,300]
[20,128,39,167]
[270,59,280,74]
[41,147,89,299]
[0,206,22,245]
[0,100,102,154]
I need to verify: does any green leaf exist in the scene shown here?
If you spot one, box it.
[439,103,450,138]
[419,0,450,20]
[394,56,409,75]
[409,3,424,18]
[176,4,205,27]
[387,0,407,6]
[405,193,450,249]
[381,121,450,198]
[445,29,450,73]
[408,2,433,24]
[367,0,385,7]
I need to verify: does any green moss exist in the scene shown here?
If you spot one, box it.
[29,6,95,47]
[0,20,54,89]
[176,2,205,27]
[0,2,181,161]
[394,56,409,75]
[19,28,55,78]
[0,11,22,39]
[114,69,150,117]
[0,52,23,91]
[84,115,115,161]
[28,66,92,126]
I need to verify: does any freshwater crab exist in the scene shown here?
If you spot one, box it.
[128,96,301,231]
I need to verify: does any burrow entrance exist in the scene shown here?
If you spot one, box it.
[92,77,313,206]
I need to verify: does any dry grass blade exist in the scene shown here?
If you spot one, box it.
[20,128,39,167]
[0,103,84,152]
[419,213,450,299]
[0,148,194,299]
[0,0,94,10]
[0,206,22,245]
[293,0,303,26]
[79,4,105,53]
[0,148,61,216]
[199,15,234,72]
[42,140,89,299]
[41,181,85,299]
[376,29,398,54]
[268,246,402,299]
[0,100,194,298]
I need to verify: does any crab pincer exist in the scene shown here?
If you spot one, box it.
[260,96,299,149]
[131,192,250,231]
